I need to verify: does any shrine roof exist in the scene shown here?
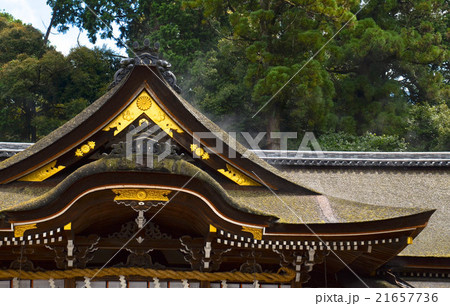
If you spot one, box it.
[0,65,312,194]
[0,156,429,226]
[0,60,439,260]
[279,167,450,257]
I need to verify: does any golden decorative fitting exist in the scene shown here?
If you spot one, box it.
[202,152,210,160]
[14,224,37,238]
[64,223,72,231]
[407,237,413,245]
[112,188,171,201]
[18,161,66,182]
[75,141,96,157]
[195,147,204,157]
[81,145,90,154]
[217,164,261,186]
[190,144,210,160]
[242,226,263,240]
[139,118,149,126]
[136,95,152,111]
[123,110,134,121]
[103,90,184,137]
[209,225,217,233]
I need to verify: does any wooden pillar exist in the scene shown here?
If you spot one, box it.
[291,281,302,288]
[200,280,210,288]
[64,278,76,288]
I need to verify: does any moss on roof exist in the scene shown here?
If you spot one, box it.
[228,190,325,223]
[228,190,427,224]
[0,156,429,227]
[0,156,239,214]
[327,196,426,223]
[278,167,450,257]
[0,183,54,211]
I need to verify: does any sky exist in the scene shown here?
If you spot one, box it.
[0,0,126,56]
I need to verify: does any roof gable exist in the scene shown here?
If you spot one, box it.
[0,65,312,193]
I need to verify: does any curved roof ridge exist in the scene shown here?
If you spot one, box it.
[0,156,255,215]
[0,156,433,227]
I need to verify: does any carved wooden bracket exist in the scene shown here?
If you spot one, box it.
[108,221,171,244]
[274,248,328,285]
[180,236,230,272]
[239,251,263,273]
[45,235,99,269]
[10,247,35,271]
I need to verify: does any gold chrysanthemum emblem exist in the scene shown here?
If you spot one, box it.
[81,144,91,154]
[137,190,147,200]
[136,95,152,111]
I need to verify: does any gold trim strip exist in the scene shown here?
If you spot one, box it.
[242,226,263,240]
[112,188,172,201]
[14,224,37,238]
[218,164,261,186]
[18,161,65,182]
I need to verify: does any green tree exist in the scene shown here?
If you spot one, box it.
[65,46,119,102]
[0,54,40,141]
[0,13,117,141]
[328,0,449,138]
[14,1,449,151]
[185,0,358,148]
[186,0,449,150]
[316,131,408,152]
[407,102,450,151]
[0,13,46,64]
[46,0,218,74]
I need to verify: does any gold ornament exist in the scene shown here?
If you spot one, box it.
[74,141,96,157]
[217,164,261,186]
[136,95,152,111]
[112,188,171,201]
[242,226,263,240]
[103,90,184,137]
[18,161,66,182]
[190,144,210,160]
[14,224,37,238]
[122,110,134,121]
[81,144,90,154]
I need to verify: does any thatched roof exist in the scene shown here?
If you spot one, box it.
[278,166,450,257]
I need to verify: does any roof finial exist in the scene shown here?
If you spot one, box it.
[109,39,181,93]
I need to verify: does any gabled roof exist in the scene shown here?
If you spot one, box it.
[0,62,436,275]
[0,65,309,194]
